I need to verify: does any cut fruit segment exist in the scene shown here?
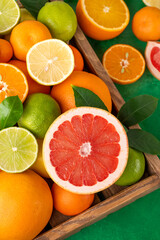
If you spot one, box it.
[102,44,145,85]
[76,0,130,40]
[0,127,38,173]
[143,0,160,8]
[0,63,28,103]
[0,0,20,35]
[43,107,128,194]
[145,41,160,80]
[26,39,74,86]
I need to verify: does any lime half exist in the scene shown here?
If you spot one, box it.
[0,127,38,173]
[0,0,20,35]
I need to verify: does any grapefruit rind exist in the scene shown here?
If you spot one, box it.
[26,39,74,86]
[43,107,128,194]
[145,41,160,80]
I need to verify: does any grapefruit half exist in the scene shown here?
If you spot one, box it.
[43,107,128,194]
[145,41,160,80]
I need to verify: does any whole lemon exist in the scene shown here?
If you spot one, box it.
[18,93,61,138]
[31,139,50,178]
[37,1,77,42]
[0,170,53,240]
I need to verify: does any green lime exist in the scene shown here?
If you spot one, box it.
[0,0,20,35]
[20,8,36,22]
[37,1,77,42]
[0,127,38,173]
[115,147,145,186]
[18,93,61,139]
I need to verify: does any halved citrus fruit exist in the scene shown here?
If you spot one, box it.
[0,127,38,173]
[76,0,130,40]
[145,41,160,80]
[0,63,28,103]
[102,44,145,85]
[43,107,128,194]
[143,0,160,9]
[0,0,20,35]
[26,39,74,86]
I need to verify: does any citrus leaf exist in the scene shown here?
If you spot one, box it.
[72,85,108,111]
[117,95,158,127]
[127,129,160,154]
[20,0,48,18]
[0,96,23,130]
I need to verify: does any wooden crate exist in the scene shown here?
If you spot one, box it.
[16,1,160,239]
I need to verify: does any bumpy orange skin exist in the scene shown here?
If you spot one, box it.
[69,45,84,71]
[132,7,160,42]
[50,71,112,113]
[9,60,50,95]
[0,170,53,240]
[0,39,13,63]
[76,0,130,40]
[52,183,94,216]
[10,20,52,61]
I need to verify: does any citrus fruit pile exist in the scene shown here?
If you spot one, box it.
[0,0,150,239]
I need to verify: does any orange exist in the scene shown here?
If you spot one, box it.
[69,45,84,71]
[10,20,52,61]
[76,0,130,40]
[132,7,160,42]
[0,39,13,63]
[9,60,50,95]
[43,107,128,194]
[102,44,145,85]
[0,63,28,103]
[51,183,94,216]
[0,170,53,240]
[51,71,112,112]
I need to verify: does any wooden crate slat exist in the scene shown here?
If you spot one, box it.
[36,175,160,240]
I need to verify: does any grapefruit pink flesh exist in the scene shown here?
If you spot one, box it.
[43,107,128,194]
[145,41,160,80]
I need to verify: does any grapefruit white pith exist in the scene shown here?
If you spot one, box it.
[145,41,160,80]
[43,107,128,194]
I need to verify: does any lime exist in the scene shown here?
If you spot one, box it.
[18,93,61,139]
[37,1,77,42]
[115,147,145,186]
[20,8,36,22]
[0,0,20,35]
[31,139,50,178]
[0,127,38,173]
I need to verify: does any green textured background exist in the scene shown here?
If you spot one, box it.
[65,0,160,239]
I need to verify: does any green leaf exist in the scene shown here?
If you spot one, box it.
[127,129,160,155]
[0,96,23,130]
[20,0,48,18]
[72,85,108,111]
[117,95,158,127]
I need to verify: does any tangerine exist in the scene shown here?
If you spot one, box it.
[10,20,52,61]
[51,71,112,112]
[51,183,94,216]
[132,7,160,41]
[69,45,84,71]
[0,39,13,63]
[9,60,50,95]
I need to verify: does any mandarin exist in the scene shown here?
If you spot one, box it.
[0,39,13,63]
[9,60,50,95]
[132,7,160,41]
[50,71,112,112]
[10,20,52,61]
[51,183,94,216]
[69,45,84,71]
